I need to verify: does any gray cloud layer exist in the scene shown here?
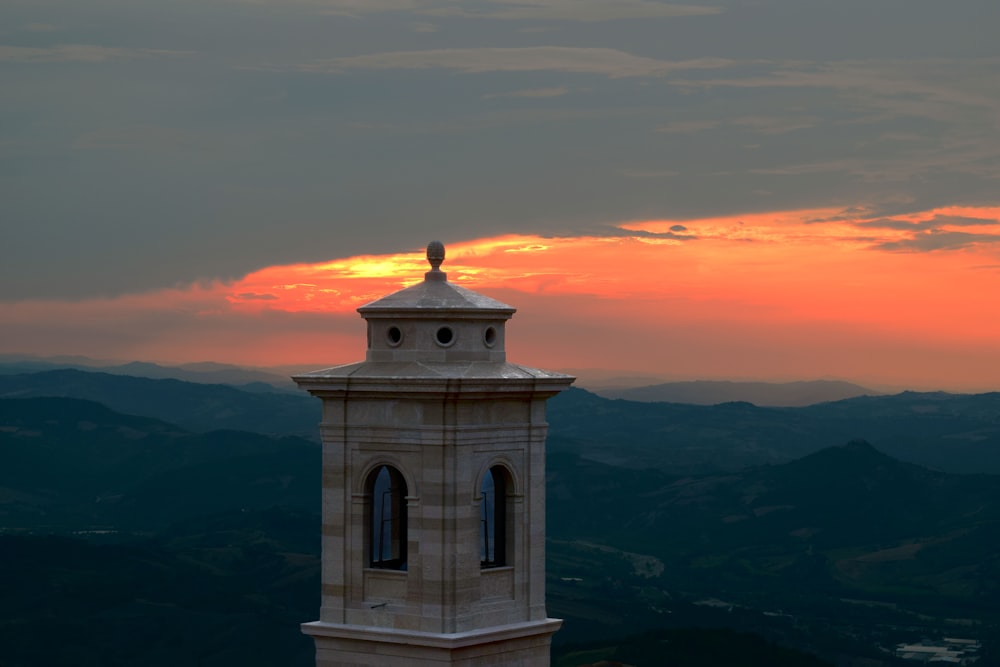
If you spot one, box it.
[0,44,192,62]
[227,0,721,22]
[2,0,999,299]
[280,47,740,77]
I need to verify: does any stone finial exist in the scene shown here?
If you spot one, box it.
[425,240,447,281]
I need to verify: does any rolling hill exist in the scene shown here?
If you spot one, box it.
[0,396,319,531]
[2,393,998,664]
[593,379,878,407]
[0,369,318,440]
[548,386,1000,474]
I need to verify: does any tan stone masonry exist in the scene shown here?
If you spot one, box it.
[294,242,573,666]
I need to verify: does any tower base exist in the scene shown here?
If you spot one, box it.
[303,618,562,666]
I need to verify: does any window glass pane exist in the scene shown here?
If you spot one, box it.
[370,465,407,569]
[372,466,392,563]
[480,469,496,564]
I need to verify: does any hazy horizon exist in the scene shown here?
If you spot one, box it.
[2,351,992,395]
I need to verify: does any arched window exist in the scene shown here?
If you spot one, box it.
[367,465,407,570]
[480,466,508,568]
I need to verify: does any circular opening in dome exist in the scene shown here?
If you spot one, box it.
[435,326,455,347]
[386,326,403,347]
[483,326,497,348]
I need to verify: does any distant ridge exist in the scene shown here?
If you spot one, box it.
[547,435,1000,615]
[4,369,1000,475]
[594,379,878,407]
[0,369,317,440]
[0,354,295,391]
[547,387,1000,475]
[0,395,319,531]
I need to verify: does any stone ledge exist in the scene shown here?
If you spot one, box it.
[302,618,562,649]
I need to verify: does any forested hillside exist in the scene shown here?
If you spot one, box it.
[2,376,999,665]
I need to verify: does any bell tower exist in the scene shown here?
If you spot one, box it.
[293,241,573,666]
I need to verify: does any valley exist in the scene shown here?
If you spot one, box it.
[1,369,999,665]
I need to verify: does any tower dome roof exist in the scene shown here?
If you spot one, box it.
[358,241,514,317]
[293,240,573,388]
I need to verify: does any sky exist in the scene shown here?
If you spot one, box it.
[3,0,1000,391]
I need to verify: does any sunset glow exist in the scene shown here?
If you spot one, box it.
[6,205,1000,391]
[221,205,1000,342]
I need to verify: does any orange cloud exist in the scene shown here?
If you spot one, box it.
[216,205,1000,386]
[5,205,1000,389]
[219,206,1000,338]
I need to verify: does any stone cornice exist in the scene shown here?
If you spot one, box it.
[301,618,563,649]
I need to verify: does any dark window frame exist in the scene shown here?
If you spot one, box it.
[480,465,508,568]
[367,465,408,570]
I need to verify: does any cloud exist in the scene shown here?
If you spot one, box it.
[928,215,1000,228]
[482,86,571,100]
[659,58,1000,201]
[818,208,1000,252]
[4,219,998,387]
[226,0,420,15]
[680,58,1000,122]
[655,120,719,134]
[854,218,934,231]
[748,145,1000,186]
[229,0,721,22]
[5,0,999,312]
[426,0,722,22]
[619,168,681,179]
[19,23,61,33]
[284,47,740,78]
[856,215,1000,232]
[655,115,818,136]
[235,292,279,300]
[409,21,439,32]
[71,126,208,152]
[731,115,819,135]
[0,44,192,63]
[873,230,1000,253]
[675,58,1000,168]
[618,206,1000,251]
[6,211,1000,389]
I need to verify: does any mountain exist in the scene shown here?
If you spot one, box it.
[547,387,1000,474]
[546,440,1000,662]
[594,379,878,407]
[0,517,318,667]
[0,369,318,440]
[0,397,319,531]
[0,354,296,391]
[0,396,323,665]
[548,439,1000,554]
[4,369,1000,475]
[1,395,998,665]
[107,361,297,391]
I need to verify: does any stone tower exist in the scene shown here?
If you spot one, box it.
[293,241,574,666]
